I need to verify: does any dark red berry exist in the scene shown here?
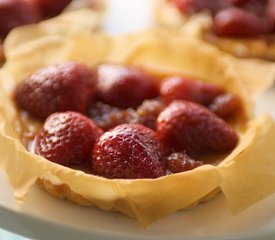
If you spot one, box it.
[170,0,201,14]
[240,0,268,17]
[160,77,225,106]
[92,124,166,179]
[15,62,96,120]
[96,64,159,108]
[166,152,203,173]
[227,0,248,5]
[0,0,41,39]
[170,0,229,15]
[209,93,241,119]
[214,7,272,37]
[31,0,72,18]
[267,0,275,30]
[35,111,103,166]
[156,101,238,156]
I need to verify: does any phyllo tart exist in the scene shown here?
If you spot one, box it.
[1,13,275,226]
[156,0,275,60]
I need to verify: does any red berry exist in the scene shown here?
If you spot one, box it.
[156,101,238,156]
[170,0,201,14]
[166,152,203,173]
[96,64,159,108]
[171,0,229,15]
[214,7,272,37]
[92,124,166,179]
[209,93,241,119]
[35,111,103,166]
[267,0,275,30]
[0,0,41,39]
[240,0,268,17]
[30,0,71,18]
[227,0,248,5]
[160,77,225,106]
[15,62,96,120]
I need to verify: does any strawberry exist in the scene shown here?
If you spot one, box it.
[0,0,41,39]
[170,0,229,15]
[267,0,275,30]
[96,64,159,108]
[208,93,241,119]
[228,0,248,5]
[156,101,238,156]
[92,124,166,179]
[14,62,96,120]
[35,111,103,166]
[214,7,272,37]
[166,152,203,173]
[160,77,225,106]
[30,0,71,18]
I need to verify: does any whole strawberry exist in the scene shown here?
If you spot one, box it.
[35,111,103,166]
[166,152,203,173]
[31,0,71,18]
[156,101,238,156]
[214,7,272,38]
[209,93,240,119]
[160,77,225,106]
[96,64,159,108]
[0,0,41,39]
[15,62,96,120]
[92,124,166,179]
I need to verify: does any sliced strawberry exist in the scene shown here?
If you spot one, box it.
[35,111,103,166]
[92,124,166,179]
[156,101,238,156]
[15,62,96,120]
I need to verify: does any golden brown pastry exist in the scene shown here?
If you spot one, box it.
[1,13,275,227]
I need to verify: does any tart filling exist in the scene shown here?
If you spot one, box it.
[13,61,242,178]
[156,0,275,60]
[1,14,275,226]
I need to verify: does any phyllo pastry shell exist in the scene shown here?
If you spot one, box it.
[1,12,275,226]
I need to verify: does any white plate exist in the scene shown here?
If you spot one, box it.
[1,0,275,239]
